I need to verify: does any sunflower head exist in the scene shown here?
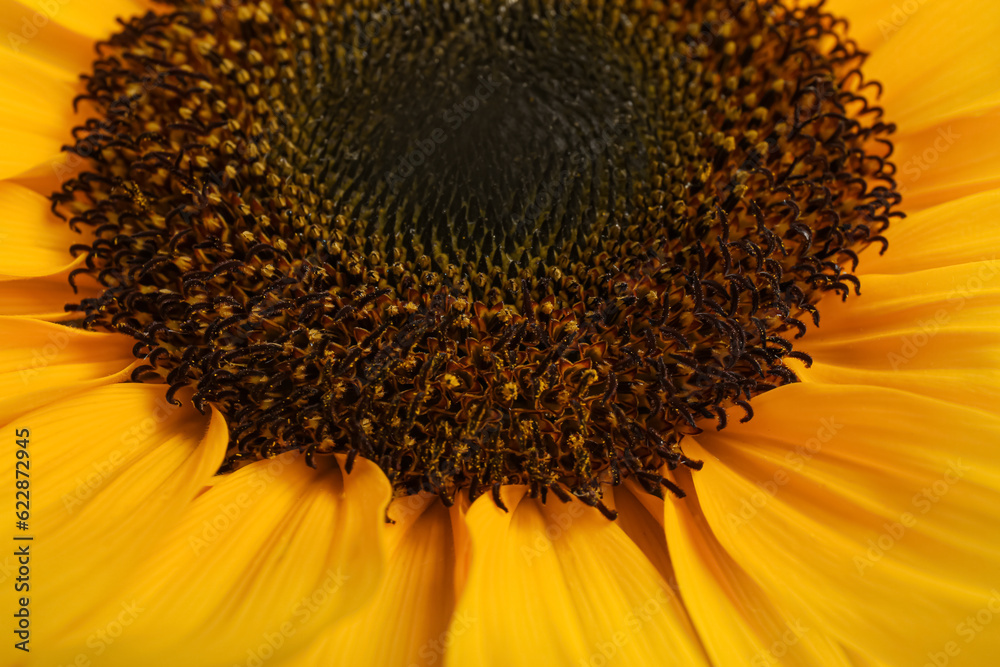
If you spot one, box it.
[55,0,898,511]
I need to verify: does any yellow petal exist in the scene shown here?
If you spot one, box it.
[862,0,1000,133]
[0,1,159,182]
[841,647,896,667]
[9,150,83,198]
[0,33,78,85]
[893,111,1000,212]
[0,128,65,182]
[447,486,709,667]
[280,494,466,666]
[612,480,680,589]
[862,188,1000,274]
[0,181,82,276]
[44,453,392,667]
[0,0,155,80]
[0,255,102,320]
[687,383,1000,666]
[0,316,135,424]
[0,48,81,147]
[822,0,906,52]
[1,384,227,655]
[820,0,1000,213]
[10,0,154,40]
[0,2,96,80]
[662,469,854,666]
[798,260,1000,413]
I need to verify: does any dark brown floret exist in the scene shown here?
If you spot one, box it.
[55,0,899,510]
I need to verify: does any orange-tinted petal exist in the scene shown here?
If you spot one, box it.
[0,384,226,665]
[893,111,1000,212]
[862,0,1000,133]
[279,494,465,666]
[43,453,392,667]
[447,486,709,667]
[862,188,1000,275]
[687,383,1000,666]
[0,255,101,320]
[797,260,1000,413]
[12,0,154,40]
[0,181,80,277]
[611,480,680,589]
[0,316,135,424]
[663,469,854,666]
[0,0,153,79]
[822,0,906,52]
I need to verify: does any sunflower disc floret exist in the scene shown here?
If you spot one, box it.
[56,0,900,513]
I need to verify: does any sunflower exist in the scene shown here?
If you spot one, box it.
[2,0,999,665]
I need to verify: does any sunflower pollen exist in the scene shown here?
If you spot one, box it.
[56,0,899,512]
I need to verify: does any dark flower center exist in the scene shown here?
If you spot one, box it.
[323,2,652,261]
[56,0,899,515]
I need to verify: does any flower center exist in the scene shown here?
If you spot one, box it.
[321,3,652,259]
[56,0,899,514]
